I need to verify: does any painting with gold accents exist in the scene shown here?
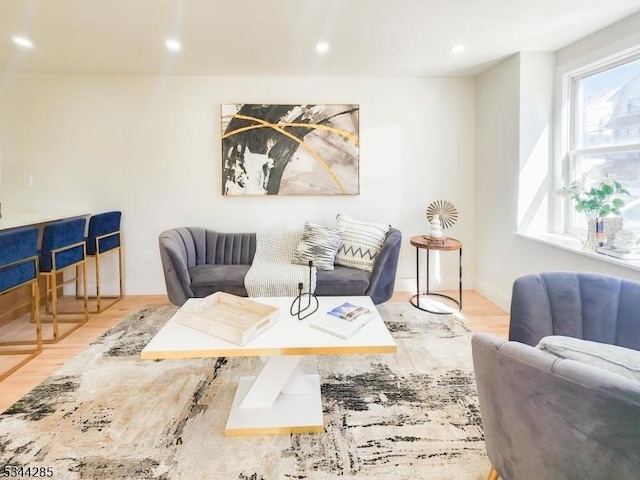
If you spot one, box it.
[221,104,360,195]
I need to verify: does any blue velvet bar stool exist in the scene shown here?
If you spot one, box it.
[0,227,43,380]
[39,218,89,343]
[82,211,123,313]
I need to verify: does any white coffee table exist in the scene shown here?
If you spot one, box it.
[141,296,396,436]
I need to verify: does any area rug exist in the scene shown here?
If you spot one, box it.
[0,303,489,480]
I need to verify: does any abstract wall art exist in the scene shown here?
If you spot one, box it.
[221,104,360,195]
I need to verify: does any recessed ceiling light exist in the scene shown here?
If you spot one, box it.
[165,39,181,52]
[451,44,465,54]
[12,36,34,49]
[316,42,330,54]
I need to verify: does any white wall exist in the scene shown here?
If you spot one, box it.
[474,54,521,308]
[0,74,476,295]
[474,14,640,311]
[556,11,640,71]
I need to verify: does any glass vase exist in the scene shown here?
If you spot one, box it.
[582,217,598,250]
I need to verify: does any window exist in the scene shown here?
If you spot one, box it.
[628,97,640,115]
[563,51,640,233]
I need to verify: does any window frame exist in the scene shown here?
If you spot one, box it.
[559,46,640,236]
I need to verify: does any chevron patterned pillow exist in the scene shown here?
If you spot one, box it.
[292,222,344,271]
[335,214,390,272]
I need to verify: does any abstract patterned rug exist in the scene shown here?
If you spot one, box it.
[0,303,489,480]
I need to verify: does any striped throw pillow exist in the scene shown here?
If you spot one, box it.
[335,214,390,272]
[292,222,344,271]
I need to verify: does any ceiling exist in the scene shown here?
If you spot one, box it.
[1,0,640,78]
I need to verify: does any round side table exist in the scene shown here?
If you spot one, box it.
[409,235,462,314]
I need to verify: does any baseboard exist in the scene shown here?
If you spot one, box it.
[65,281,122,297]
[394,278,414,292]
[472,279,511,312]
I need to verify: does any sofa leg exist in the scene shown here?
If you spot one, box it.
[487,466,500,480]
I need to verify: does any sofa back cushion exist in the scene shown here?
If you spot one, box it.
[204,231,256,265]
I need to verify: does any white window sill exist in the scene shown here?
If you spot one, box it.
[514,231,640,273]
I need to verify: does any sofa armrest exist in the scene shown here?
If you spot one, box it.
[159,228,203,306]
[366,227,402,304]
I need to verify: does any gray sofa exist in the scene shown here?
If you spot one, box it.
[159,227,402,306]
[472,272,640,480]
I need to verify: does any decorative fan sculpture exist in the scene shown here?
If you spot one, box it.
[426,200,458,229]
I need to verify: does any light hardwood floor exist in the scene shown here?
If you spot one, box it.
[0,290,509,413]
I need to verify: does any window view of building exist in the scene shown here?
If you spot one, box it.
[566,55,640,231]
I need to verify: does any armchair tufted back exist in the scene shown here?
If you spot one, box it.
[509,272,640,350]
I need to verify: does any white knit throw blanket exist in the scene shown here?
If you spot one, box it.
[244,231,317,297]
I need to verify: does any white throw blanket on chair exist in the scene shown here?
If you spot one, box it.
[244,231,317,297]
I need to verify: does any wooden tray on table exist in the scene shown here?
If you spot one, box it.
[176,292,280,345]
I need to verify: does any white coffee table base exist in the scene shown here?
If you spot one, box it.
[225,355,325,436]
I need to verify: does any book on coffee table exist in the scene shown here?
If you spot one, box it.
[309,302,376,339]
[175,292,280,345]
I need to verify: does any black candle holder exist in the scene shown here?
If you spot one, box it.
[289,260,318,320]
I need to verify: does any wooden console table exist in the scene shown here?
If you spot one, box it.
[0,210,89,233]
[409,235,462,314]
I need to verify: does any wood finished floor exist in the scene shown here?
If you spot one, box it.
[0,290,508,413]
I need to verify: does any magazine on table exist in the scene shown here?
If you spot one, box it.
[309,302,376,339]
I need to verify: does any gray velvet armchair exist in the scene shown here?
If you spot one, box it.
[472,272,640,480]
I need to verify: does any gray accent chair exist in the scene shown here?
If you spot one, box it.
[472,272,640,480]
[159,227,402,306]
